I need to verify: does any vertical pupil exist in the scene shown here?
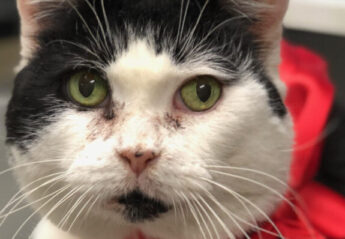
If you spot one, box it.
[196,82,211,102]
[79,74,96,97]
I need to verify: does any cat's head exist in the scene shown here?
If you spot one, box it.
[7,0,292,238]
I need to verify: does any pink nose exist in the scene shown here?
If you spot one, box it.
[119,150,158,176]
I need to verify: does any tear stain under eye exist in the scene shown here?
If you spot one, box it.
[164,113,183,130]
[87,104,125,141]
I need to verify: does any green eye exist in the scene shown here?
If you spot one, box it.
[180,76,221,112]
[67,71,108,107]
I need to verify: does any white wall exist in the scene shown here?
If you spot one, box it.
[284,0,345,36]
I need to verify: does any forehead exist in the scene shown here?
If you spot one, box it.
[36,0,255,67]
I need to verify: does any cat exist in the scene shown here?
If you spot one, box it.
[5,0,292,238]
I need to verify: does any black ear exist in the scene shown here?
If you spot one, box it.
[17,0,71,60]
[17,0,41,60]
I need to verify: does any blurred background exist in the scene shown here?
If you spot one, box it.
[0,0,344,238]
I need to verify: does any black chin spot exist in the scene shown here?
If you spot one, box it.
[118,190,169,222]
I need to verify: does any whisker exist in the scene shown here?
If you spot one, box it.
[197,194,236,239]
[174,192,187,232]
[66,0,103,56]
[11,185,71,239]
[190,193,218,239]
[81,195,99,225]
[179,0,209,55]
[67,188,94,232]
[229,213,279,237]
[175,190,207,239]
[197,173,265,239]
[171,196,178,224]
[0,172,64,217]
[100,0,111,39]
[0,173,67,226]
[0,159,60,177]
[40,186,82,233]
[200,188,251,239]
[281,119,339,153]
[206,167,316,238]
[190,193,212,239]
[83,0,112,59]
[199,177,285,239]
[175,0,186,47]
[45,39,103,63]
[188,16,245,57]
[179,0,191,43]
[58,188,85,230]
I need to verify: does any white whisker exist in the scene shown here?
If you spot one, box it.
[190,193,218,239]
[66,0,103,55]
[67,188,94,232]
[83,0,112,59]
[197,194,236,239]
[176,190,207,239]
[0,173,67,226]
[12,185,71,239]
[199,177,285,239]
[179,0,209,55]
[58,188,85,230]
[179,0,191,43]
[201,189,251,239]
[0,172,64,217]
[207,168,315,238]
[0,159,60,177]
[189,193,212,239]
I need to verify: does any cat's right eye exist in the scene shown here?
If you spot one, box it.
[66,71,109,107]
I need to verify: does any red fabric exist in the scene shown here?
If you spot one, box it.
[281,41,334,189]
[128,41,345,239]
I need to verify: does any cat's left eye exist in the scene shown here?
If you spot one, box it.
[67,71,108,107]
[178,75,222,112]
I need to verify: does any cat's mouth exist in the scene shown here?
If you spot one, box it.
[108,190,170,222]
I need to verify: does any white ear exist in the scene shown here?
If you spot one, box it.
[17,0,41,60]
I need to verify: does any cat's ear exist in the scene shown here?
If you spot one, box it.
[224,0,289,49]
[17,0,42,60]
[17,0,70,61]
[249,0,289,46]
[223,0,289,95]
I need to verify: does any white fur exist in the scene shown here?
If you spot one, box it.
[10,1,293,238]
[10,37,293,239]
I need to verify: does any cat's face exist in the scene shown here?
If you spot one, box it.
[7,0,292,238]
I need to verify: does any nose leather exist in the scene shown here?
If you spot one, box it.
[119,149,157,176]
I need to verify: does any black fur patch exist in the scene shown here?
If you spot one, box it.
[6,0,285,146]
[118,190,169,222]
[258,72,287,117]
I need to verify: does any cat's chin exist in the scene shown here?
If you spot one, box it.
[105,189,171,223]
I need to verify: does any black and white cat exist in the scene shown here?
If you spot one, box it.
[6,0,292,238]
